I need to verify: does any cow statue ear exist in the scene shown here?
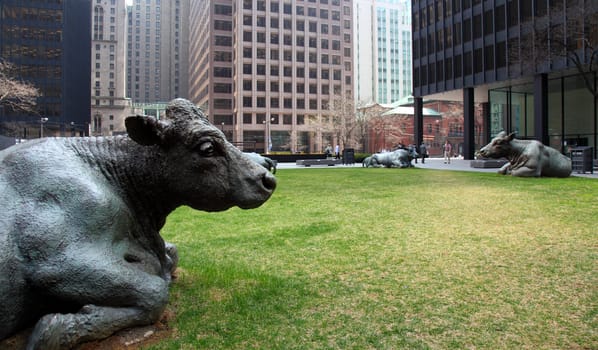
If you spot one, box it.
[125,115,165,146]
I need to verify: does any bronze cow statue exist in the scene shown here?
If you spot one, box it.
[368,148,418,168]
[0,98,276,349]
[479,131,571,177]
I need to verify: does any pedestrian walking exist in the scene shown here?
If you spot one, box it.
[443,140,452,164]
[419,142,428,164]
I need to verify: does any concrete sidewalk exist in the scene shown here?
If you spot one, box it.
[277,157,597,178]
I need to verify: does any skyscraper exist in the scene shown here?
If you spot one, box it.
[126,0,189,103]
[354,0,412,105]
[189,0,355,153]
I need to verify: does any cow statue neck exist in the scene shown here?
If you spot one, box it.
[0,98,276,349]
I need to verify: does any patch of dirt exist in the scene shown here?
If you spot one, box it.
[0,307,176,350]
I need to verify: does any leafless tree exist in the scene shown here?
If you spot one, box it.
[517,0,598,98]
[0,59,40,114]
[324,94,360,150]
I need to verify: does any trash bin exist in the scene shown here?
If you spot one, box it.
[571,146,593,174]
[342,148,355,165]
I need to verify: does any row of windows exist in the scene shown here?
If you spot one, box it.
[241,113,304,126]
[413,42,506,87]
[241,96,335,110]
[240,64,350,81]
[414,0,539,30]
[239,80,343,95]
[242,48,348,66]
[413,6,505,59]
[241,20,345,36]
[243,0,345,13]
[2,6,62,22]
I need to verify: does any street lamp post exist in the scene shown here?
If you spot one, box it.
[40,117,48,138]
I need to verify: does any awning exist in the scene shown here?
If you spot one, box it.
[381,106,441,116]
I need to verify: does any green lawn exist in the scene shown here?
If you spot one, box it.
[152,168,597,349]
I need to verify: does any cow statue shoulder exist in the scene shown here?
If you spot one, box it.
[479,131,572,177]
[0,98,276,349]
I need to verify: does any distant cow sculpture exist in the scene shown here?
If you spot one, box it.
[244,152,277,174]
[479,131,571,177]
[0,98,276,349]
[368,148,418,168]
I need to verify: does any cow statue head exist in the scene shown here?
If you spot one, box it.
[478,131,515,159]
[125,98,276,212]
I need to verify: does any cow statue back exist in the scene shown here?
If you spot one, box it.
[0,98,276,349]
[479,131,571,177]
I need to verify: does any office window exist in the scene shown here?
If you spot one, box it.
[496,41,506,67]
[474,48,483,73]
[495,5,505,31]
[473,14,482,39]
[463,18,471,42]
[484,10,493,36]
[464,51,472,75]
[257,80,266,91]
[454,22,462,45]
[243,113,252,124]
[484,45,494,70]
[445,57,453,79]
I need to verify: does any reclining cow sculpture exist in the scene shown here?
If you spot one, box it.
[244,152,277,174]
[368,148,418,168]
[479,131,571,177]
[0,98,276,349]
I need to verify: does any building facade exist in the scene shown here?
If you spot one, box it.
[411,0,598,159]
[0,0,91,138]
[189,0,355,154]
[354,0,412,105]
[126,0,189,104]
[91,0,134,136]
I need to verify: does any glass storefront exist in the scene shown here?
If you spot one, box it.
[489,73,597,157]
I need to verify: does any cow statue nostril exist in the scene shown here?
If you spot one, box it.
[262,172,277,191]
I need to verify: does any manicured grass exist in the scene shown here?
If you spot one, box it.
[153,168,597,349]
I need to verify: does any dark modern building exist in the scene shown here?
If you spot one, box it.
[0,0,92,138]
[411,0,598,159]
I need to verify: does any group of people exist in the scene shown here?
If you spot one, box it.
[397,140,455,164]
[324,144,340,159]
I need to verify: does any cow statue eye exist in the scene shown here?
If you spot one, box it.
[198,141,215,157]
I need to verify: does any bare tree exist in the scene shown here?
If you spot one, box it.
[517,1,598,97]
[324,94,359,150]
[0,59,40,114]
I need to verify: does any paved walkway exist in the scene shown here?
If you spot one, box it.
[277,157,597,179]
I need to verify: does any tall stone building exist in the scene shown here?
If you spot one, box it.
[91,0,134,136]
[189,0,355,153]
[126,0,189,104]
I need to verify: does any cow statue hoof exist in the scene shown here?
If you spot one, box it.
[0,98,276,349]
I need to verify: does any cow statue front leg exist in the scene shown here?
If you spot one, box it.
[164,241,179,278]
[25,248,170,350]
[498,162,511,175]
